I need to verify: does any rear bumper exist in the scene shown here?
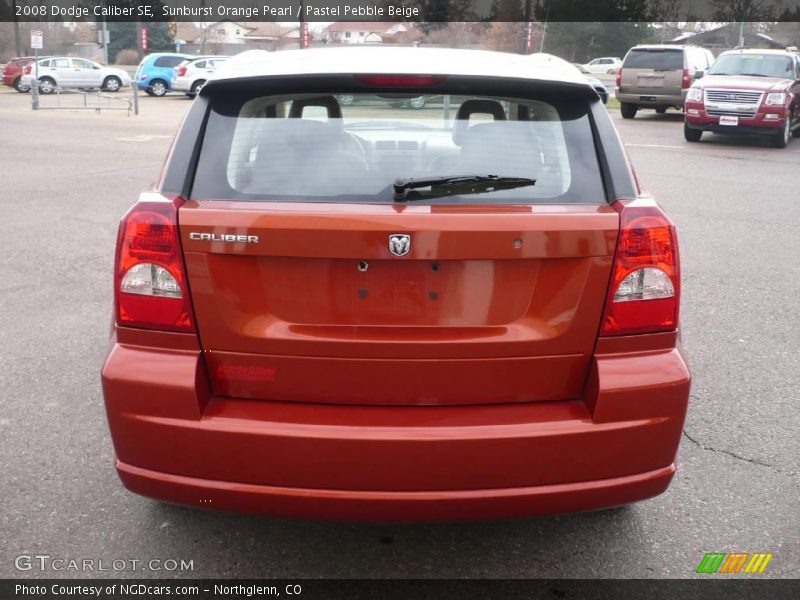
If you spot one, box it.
[617,91,686,107]
[118,460,675,522]
[101,329,690,521]
[171,77,191,92]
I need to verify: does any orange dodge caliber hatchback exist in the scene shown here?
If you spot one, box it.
[101,48,691,521]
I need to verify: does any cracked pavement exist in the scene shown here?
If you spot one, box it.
[0,89,797,578]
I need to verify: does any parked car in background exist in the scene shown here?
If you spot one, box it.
[684,49,800,148]
[582,57,622,74]
[2,56,38,92]
[134,53,188,96]
[20,57,130,94]
[101,47,690,521]
[171,56,229,97]
[616,45,715,118]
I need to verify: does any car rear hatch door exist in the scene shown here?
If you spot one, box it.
[622,48,684,91]
[178,80,619,406]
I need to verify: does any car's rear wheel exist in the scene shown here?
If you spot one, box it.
[102,76,122,92]
[14,77,30,93]
[190,80,206,96]
[684,123,702,142]
[38,77,56,94]
[149,80,167,97]
[771,117,791,149]
[620,102,637,119]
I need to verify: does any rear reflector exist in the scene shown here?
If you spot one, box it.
[600,201,680,336]
[114,195,195,333]
[355,75,446,87]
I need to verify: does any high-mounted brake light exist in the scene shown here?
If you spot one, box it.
[354,75,446,87]
[114,195,195,333]
[600,201,680,336]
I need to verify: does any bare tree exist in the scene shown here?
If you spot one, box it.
[710,0,777,21]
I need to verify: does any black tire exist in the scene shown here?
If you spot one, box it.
[102,76,122,92]
[655,107,667,114]
[13,77,30,93]
[684,123,702,142]
[190,80,206,96]
[149,79,168,97]
[144,88,155,96]
[620,102,637,119]
[770,117,791,149]
[38,77,56,94]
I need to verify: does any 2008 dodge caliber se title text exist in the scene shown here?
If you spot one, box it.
[101,47,691,522]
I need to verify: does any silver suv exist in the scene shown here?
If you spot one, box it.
[616,45,715,118]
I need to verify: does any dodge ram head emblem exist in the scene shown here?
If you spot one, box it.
[388,234,411,257]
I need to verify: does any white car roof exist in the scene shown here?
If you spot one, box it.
[213,47,591,87]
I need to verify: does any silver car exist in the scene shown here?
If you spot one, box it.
[20,57,131,94]
[171,56,229,97]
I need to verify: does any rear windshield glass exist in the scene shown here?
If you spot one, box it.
[191,91,605,205]
[154,56,184,68]
[623,49,683,69]
[708,54,794,78]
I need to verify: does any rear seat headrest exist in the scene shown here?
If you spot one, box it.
[289,96,343,119]
[453,99,507,146]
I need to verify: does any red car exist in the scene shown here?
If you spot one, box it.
[2,56,35,92]
[684,49,800,148]
[101,48,691,521]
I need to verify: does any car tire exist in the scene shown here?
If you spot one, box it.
[770,117,791,149]
[339,94,355,106]
[190,80,206,96]
[655,107,667,114]
[102,76,122,92]
[38,77,56,94]
[607,68,618,75]
[149,80,168,97]
[684,123,702,142]
[620,102,637,119]
[14,77,30,93]
[409,96,426,110]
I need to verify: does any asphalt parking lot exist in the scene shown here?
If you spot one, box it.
[1,86,797,579]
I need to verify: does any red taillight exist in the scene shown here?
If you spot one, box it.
[114,194,195,333]
[354,74,446,87]
[600,201,680,336]
[24,65,32,75]
[682,69,691,89]
[615,68,622,88]
[176,66,187,76]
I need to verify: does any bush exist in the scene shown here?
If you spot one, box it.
[115,49,140,65]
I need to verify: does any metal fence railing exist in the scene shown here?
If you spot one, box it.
[31,84,135,116]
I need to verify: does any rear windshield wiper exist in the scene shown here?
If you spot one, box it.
[740,73,768,77]
[393,175,536,202]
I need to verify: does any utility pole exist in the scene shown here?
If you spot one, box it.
[12,0,22,57]
[299,0,308,49]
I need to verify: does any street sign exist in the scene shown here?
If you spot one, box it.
[139,27,148,52]
[31,30,43,50]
